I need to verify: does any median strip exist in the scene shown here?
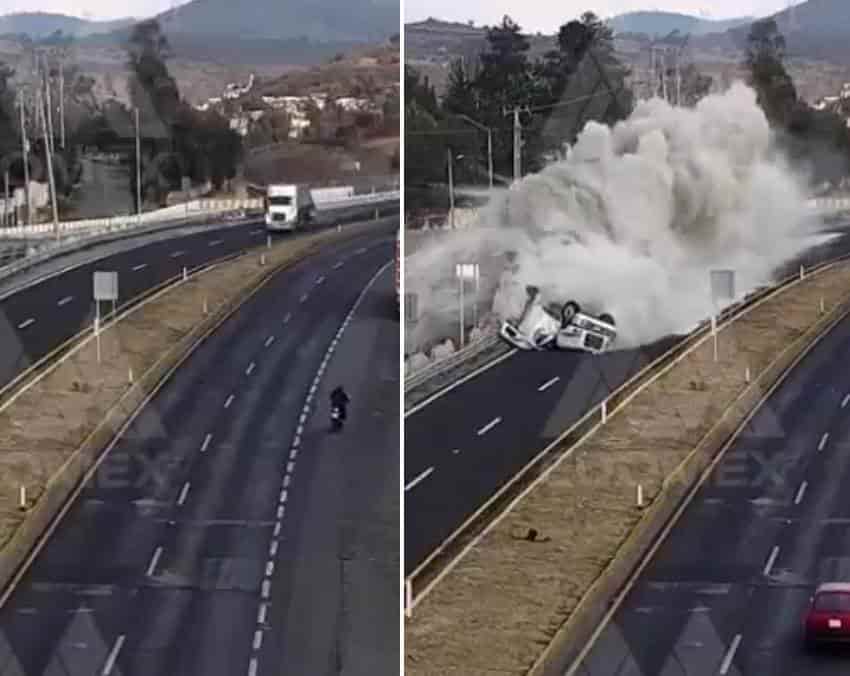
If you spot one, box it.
[405,259,850,676]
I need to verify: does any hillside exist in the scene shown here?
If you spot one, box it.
[0,11,134,38]
[608,11,753,37]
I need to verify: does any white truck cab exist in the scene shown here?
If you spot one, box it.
[265,184,315,231]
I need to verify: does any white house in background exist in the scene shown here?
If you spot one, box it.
[289,117,310,139]
[335,96,371,112]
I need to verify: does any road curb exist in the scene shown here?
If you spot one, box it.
[0,218,392,607]
[532,279,850,676]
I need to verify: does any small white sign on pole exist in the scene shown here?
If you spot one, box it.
[455,263,480,348]
[93,271,119,302]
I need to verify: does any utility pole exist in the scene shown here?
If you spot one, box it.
[42,54,55,157]
[18,92,30,225]
[503,106,523,183]
[38,91,59,236]
[59,57,66,149]
[447,147,455,228]
[135,108,142,221]
[3,171,9,227]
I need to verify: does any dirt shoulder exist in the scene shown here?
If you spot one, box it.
[405,261,850,676]
[0,218,392,589]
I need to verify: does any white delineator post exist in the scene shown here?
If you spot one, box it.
[601,399,607,424]
[19,485,26,510]
[405,579,412,618]
[637,484,644,508]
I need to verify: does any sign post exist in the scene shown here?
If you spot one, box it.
[93,271,119,364]
[455,263,479,348]
[404,292,419,355]
[709,269,735,362]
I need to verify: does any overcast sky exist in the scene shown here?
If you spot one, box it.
[1,0,174,20]
[405,1,803,32]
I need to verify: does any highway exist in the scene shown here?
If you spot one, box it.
[0,204,393,393]
[0,224,399,675]
[572,297,850,676]
[404,225,850,574]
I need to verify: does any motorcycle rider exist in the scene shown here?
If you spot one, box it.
[330,385,350,421]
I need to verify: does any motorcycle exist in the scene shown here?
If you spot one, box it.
[330,405,344,432]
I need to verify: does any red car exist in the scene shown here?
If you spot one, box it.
[804,583,850,646]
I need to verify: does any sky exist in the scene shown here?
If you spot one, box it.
[0,0,175,20]
[405,0,804,32]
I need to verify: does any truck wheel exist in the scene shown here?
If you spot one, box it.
[599,313,615,326]
[561,301,581,324]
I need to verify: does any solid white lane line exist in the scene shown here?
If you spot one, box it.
[405,467,435,492]
[538,376,560,392]
[57,296,73,307]
[177,482,191,506]
[719,634,742,675]
[763,546,779,576]
[170,250,186,258]
[224,394,235,409]
[201,433,212,452]
[102,635,126,675]
[17,318,34,329]
[265,335,275,348]
[132,263,148,271]
[477,417,503,436]
[253,629,263,650]
[843,394,850,408]
[794,481,808,505]
[146,546,163,577]
[246,362,256,376]
[819,433,830,451]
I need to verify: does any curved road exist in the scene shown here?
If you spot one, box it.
[404,225,850,574]
[572,299,850,676]
[0,224,399,675]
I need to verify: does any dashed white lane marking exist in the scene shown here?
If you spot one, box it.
[146,546,163,577]
[264,336,275,348]
[794,481,808,506]
[253,629,263,651]
[283,475,290,488]
[269,540,279,557]
[17,318,35,330]
[177,482,191,506]
[248,657,258,676]
[246,362,256,376]
[300,293,309,304]
[477,417,503,436]
[333,261,343,269]
[719,634,742,675]
[355,247,367,255]
[208,239,224,247]
[224,394,235,409]
[405,467,435,492]
[287,461,295,474]
[102,634,126,675]
[538,376,560,392]
[57,296,73,307]
[273,522,281,537]
[201,433,212,452]
[276,505,284,519]
[250,229,263,235]
[132,263,148,271]
[261,579,271,599]
[763,546,780,576]
[843,394,850,408]
[170,250,186,258]
[315,276,325,285]
[299,413,307,425]
[452,448,461,455]
[289,448,297,460]
[819,433,830,451]
[257,603,268,624]
[283,313,291,324]
[279,489,288,504]
[265,561,274,576]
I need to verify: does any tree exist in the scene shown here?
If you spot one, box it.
[126,20,181,137]
[745,19,797,126]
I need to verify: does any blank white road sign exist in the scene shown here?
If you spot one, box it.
[710,269,735,304]
[455,263,479,281]
[93,271,119,301]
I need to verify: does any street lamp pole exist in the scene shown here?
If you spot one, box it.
[454,113,493,189]
[447,147,455,228]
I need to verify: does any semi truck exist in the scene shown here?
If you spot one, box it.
[264,184,315,232]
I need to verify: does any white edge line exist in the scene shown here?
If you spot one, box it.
[406,348,519,418]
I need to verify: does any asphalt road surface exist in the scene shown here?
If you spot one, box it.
[0,205,393,393]
[572,293,850,676]
[0,224,399,676]
[404,226,850,574]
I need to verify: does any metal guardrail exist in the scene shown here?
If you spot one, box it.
[404,254,850,614]
[404,333,500,392]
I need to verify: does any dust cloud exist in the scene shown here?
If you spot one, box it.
[406,82,820,354]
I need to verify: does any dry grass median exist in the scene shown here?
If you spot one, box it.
[405,261,850,676]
